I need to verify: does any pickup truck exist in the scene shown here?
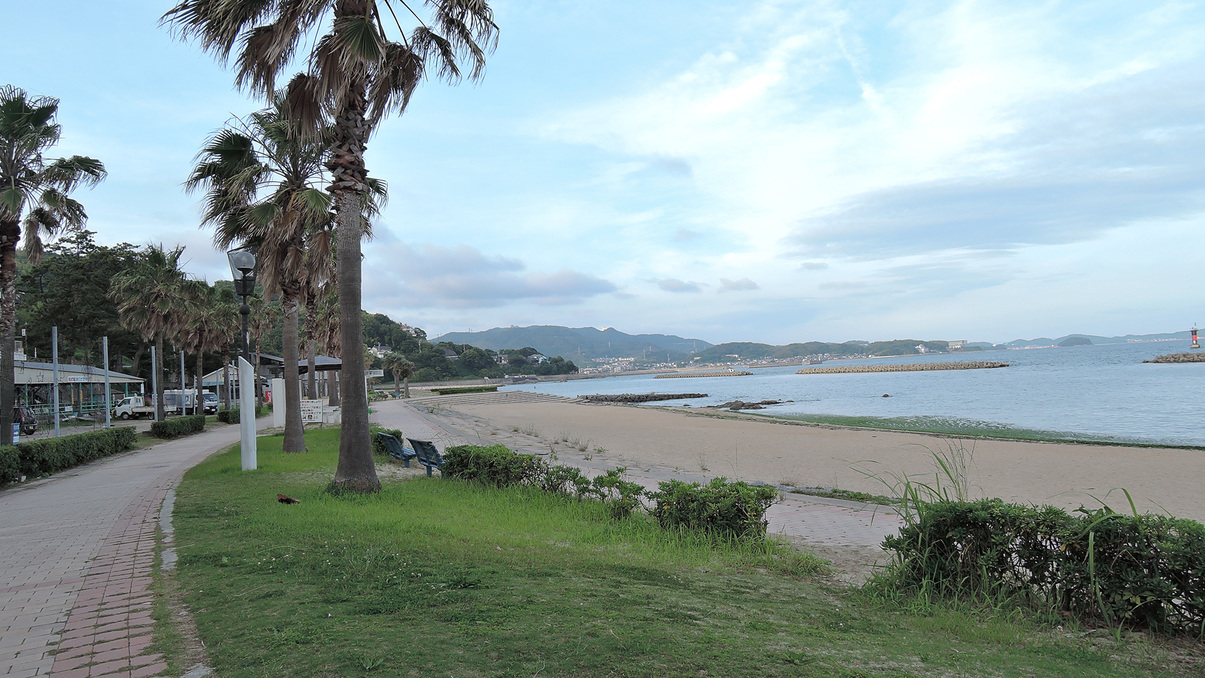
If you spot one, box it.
[112,396,156,420]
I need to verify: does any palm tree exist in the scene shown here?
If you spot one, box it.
[110,244,191,421]
[382,352,413,398]
[164,0,498,493]
[186,95,332,453]
[0,86,106,444]
[181,282,238,412]
[247,296,282,409]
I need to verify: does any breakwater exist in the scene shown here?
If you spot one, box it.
[1144,353,1205,363]
[655,370,753,379]
[797,361,1009,375]
[580,393,707,404]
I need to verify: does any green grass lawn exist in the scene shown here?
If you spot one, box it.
[168,429,1202,677]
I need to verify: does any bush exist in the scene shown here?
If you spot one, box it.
[881,499,1205,637]
[443,444,538,487]
[648,478,779,539]
[150,415,206,439]
[216,405,267,424]
[590,467,647,520]
[3,428,137,483]
[431,385,499,395]
[0,445,19,484]
[370,428,404,456]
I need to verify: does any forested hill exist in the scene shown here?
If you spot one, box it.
[694,339,961,362]
[434,326,711,363]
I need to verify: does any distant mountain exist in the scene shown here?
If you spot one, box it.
[434,326,712,363]
[998,331,1189,349]
[694,339,954,362]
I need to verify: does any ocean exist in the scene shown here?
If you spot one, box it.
[501,341,1204,447]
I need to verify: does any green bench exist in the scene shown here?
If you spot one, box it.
[377,432,418,467]
[406,438,445,477]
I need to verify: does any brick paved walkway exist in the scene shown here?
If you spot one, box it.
[0,421,256,678]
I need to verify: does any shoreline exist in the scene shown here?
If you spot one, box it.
[421,396,1205,524]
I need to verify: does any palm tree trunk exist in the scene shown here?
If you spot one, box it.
[403,376,409,399]
[281,297,307,453]
[328,67,379,494]
[329,371,340,407]
[0,230,15,446]
[306,341,316,398]
[331,197,378,493]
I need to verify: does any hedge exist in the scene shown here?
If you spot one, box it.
[216,405,267,424]
[150,415,207,439]
[882,498,1205,637]
[648,478,779,539]
[0,427,137,485]
[431,385,499,395]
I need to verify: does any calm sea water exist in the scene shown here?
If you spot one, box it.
[502,342,1205,447]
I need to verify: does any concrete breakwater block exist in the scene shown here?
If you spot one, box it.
[797,361,1009,375]
[655,370,754,378]
[1144,353,1205,363]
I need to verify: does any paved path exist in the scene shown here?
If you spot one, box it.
[0,421,259,678]
[371,397,901,577]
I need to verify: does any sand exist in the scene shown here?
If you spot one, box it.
[434,399,1205,524]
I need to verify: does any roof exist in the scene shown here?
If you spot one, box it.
[15,361,144,386]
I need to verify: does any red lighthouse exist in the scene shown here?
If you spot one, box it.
[1193,326,1200,350]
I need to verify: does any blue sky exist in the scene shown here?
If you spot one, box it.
[6,1,1205,345]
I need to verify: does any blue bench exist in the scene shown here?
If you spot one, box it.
[376,432,417,467]
[406,438,445,477]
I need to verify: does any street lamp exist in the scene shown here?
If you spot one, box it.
[226,246,257,362]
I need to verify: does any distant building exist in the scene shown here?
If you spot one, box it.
[948,340,966,351]
[369,345,392,358]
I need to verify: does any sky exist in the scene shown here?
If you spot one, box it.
[6,0,1205,346]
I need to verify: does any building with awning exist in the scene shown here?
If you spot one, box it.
[15,360,145,414]
[202,354,343,400]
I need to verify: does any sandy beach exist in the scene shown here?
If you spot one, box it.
[423,396,1205,524]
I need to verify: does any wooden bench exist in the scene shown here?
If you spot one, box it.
[376,432,417,467]
[406,438,445,477]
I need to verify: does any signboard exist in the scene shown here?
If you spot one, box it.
[300,399,323,423]
[365,369,385,378]
[64,376,90,383]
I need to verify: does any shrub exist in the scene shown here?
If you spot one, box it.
[0,445,19,484]
[881,499,1205,637]
[443,444,537,487]
[215,405,267,424]
[6,427,137,482]
[648,478,779,539]
[590,467,647,520]
[150,415,206,439]
[370,428,404,456]
[431,385,499,395]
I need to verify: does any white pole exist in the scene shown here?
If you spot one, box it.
[238,356,257,470]
[102,336,111,429]
[153,344,160,419]
[179,350,186,415]
[52,326,60,437]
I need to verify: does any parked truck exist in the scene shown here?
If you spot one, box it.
[112,395,155,420]
[162,389,219,415]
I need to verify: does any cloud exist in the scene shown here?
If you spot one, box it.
[363,243,616,309]
[786,47,1205,259]
[719,277,759,292]
[655,278,704,293]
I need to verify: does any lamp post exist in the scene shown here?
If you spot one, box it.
[227,247,257,362]
[227,246,258,471]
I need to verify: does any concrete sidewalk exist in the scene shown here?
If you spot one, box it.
[0,421,259,678]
